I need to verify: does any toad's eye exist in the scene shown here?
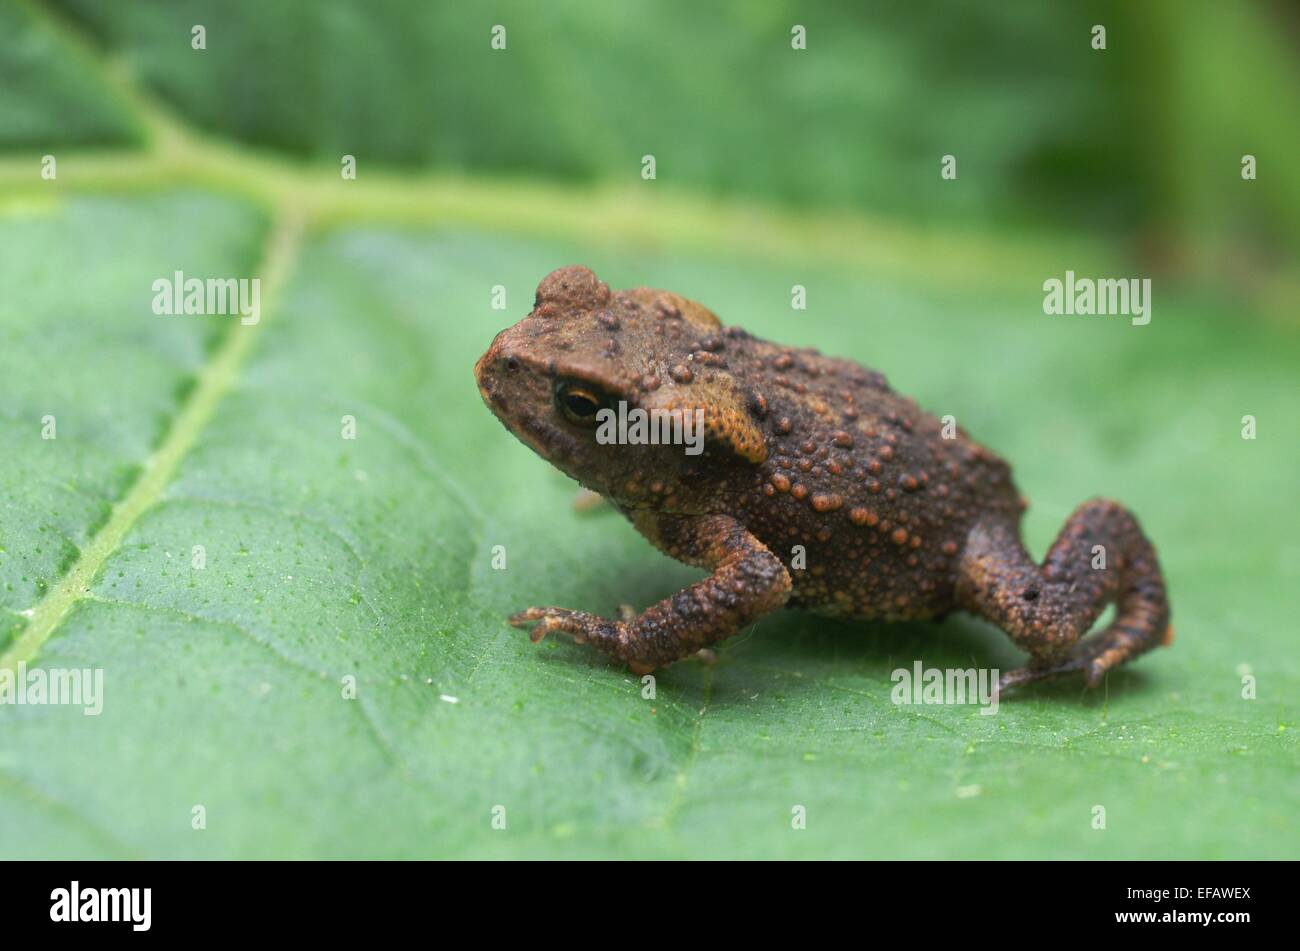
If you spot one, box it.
[554,381,611,426]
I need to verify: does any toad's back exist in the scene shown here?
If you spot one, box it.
[711,331,1023,621]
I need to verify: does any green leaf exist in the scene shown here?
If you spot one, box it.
[0,0,141,149]
[0,0,1296,860]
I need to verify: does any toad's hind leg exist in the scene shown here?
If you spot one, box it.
[956,498,1171,692]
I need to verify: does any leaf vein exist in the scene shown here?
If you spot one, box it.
[0,211,305,674]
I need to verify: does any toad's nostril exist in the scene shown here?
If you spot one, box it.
[504,356,520,373]
[1021,588,1039,601]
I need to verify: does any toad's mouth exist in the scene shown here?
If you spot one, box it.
[515,413,583,468]
[478,389,587,480]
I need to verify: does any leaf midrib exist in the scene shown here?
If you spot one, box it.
[0,211,304,673]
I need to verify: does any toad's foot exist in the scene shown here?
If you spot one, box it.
[998,622,1175,693]
[509,606,620,648]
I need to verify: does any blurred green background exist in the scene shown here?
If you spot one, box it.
[7,0,1299,292]
[0,0,1295,859]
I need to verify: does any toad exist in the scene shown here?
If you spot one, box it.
[475,266,1172,691]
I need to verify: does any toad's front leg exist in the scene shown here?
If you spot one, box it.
[509,513,791,673]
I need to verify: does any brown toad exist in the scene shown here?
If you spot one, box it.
[475,266,1172,691]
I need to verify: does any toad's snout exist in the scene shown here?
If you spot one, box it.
[474,331,517,409]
